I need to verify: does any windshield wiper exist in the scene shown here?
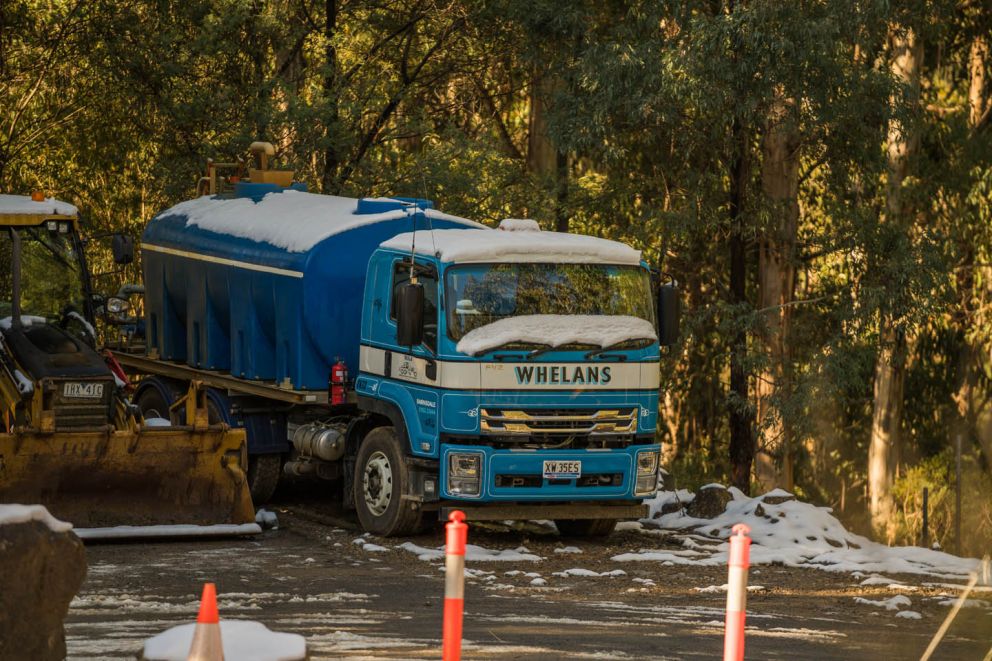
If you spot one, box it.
[584,337,656,360]
[479,341,553,361]
[526,345,557,360]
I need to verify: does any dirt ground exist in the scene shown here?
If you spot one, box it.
[65,492,992,660]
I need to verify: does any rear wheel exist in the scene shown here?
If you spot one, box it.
[353,426,422,536]
[555,518,618,538]
[135,384,175,424]
[247,454,282,504]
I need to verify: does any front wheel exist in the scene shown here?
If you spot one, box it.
[353,427,423,536]
[555,518,617,538]
[247,454,282,504]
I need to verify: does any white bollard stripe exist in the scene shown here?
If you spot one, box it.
[445,554,465,600]
[726,566,749,613]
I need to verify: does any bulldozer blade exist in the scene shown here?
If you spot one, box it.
[0,425,256,529]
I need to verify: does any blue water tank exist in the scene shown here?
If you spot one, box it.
[141,189,481,390]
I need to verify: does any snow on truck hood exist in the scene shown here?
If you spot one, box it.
[156,190,483,253]
[456,315,657,356]
[381,228,643,265]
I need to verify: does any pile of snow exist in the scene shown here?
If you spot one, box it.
[143,620,306,661]
[0,504,72,532]
[353,537,389,552]
[381,228,643,265]
[397,542,542,562]
[498,218,541,232]
[143,417,172,428]
[456,315,656,356]
[0,315,47,330]
[158,191,482,253]
[631,487,981,579]
[0,194,77,216]
[552,568,627,578]
[255,509,278,530]
[853,595,912,611]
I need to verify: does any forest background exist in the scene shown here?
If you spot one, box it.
[3,0,991,553]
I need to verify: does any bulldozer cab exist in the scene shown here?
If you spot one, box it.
[0,194,256,532]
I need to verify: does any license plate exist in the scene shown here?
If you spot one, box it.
[62,382,104,399]
[543,460,581,479]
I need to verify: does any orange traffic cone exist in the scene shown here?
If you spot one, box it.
[187,583,224,661]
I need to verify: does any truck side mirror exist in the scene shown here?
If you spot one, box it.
[658,283,680,347]
[111,234,135,265]
[396,282,425,347]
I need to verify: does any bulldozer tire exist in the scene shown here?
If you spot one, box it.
[248,454,281,504]
[353,426,423,536]
[555,518,618,538]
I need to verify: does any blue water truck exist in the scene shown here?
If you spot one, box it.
[113,145,680,536]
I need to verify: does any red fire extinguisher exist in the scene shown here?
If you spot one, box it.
[330,358,348,406]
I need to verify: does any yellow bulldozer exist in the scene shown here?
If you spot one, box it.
[0,193,255,536]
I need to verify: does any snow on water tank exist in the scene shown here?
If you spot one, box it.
[141,189,484,390]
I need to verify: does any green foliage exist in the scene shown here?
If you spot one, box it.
[2,0,991,547]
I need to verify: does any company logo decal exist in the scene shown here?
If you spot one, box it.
[513,365,612,385]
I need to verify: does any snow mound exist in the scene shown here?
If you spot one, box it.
[158,191,482,253]
[397,542,542,562]
[0,504,72,532]
[854,595,912,611]
[498,218,541,232]
[629,489,981,579]
[456,314,656,356]
[895,610,922,619]
[0,194,77,216]
[381,228,643,265]
[255,509,278,530]
[143,620,306,660]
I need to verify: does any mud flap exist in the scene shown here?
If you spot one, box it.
[0,425,256,528]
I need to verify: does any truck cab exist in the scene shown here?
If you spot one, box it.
[352,220,674,535]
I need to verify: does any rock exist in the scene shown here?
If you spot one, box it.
[761,489,796,505]
[686,485,733,519]
[0,518,87,661]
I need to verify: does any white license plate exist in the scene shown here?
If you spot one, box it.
[63,382,105,399]
[543,460,581,479]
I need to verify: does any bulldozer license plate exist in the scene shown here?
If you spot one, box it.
[63,382,105,398]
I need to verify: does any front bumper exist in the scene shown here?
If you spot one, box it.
[440,443,659,501]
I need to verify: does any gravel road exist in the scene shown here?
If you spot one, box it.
[65,496,991,660]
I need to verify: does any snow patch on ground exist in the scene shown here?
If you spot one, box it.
[255,509,278,529]
[633,488,980,579]
[397,542,543,562]
[555,546,583,554]
[853,595,912,611]
[143,620,306,660]
[0,504,72,532]
[553,568,627,578]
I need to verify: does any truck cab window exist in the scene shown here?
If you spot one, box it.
[390,260,438,352]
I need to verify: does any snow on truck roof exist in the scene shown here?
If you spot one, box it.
[0,194,77,217]
[380,226,644,265]
[157,190,484,253]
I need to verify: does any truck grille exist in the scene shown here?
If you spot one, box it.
[480,408,637,436]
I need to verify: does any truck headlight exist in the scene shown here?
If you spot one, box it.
[448,452,482,497]
[635,449,660,496]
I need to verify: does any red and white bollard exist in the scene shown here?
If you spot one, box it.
[442,510,468,661]
[723,523,752,661]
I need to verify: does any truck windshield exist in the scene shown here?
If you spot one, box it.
[0,226,86,323]
[445,263,656,342]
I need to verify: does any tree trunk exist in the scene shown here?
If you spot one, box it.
[321,0,340,193]
[755,92,799,492]
[728,116,754,494]
[527,73,568,232]
[868,25,922,540]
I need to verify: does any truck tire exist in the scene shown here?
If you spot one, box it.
[353,426,422,536]
[555,518,618,538]
[135,384,175,424]
[247,454,281,504]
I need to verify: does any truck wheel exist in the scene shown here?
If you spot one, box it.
[248,454,281,504]
[555,518,618,538]
[354,426,422,536]
[135,385,175,424]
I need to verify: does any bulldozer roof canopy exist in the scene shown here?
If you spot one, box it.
[0,194,77,225]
